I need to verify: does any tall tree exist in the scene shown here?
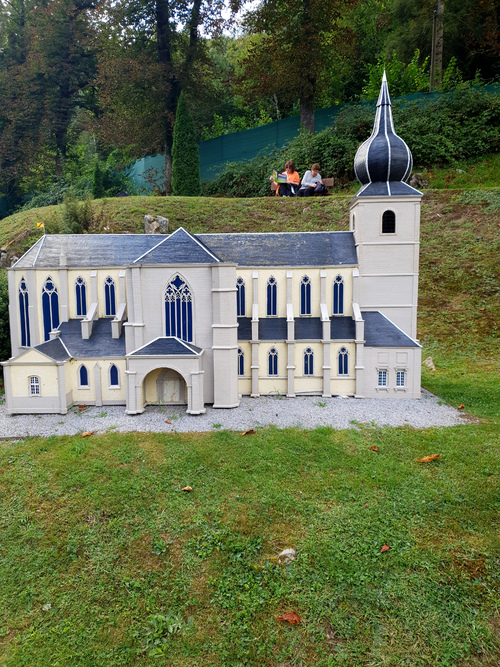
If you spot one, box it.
[171,91,201,195]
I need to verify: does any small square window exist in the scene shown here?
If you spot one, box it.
[378,370,387,387]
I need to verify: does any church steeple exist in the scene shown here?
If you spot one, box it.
[354,72,421,197]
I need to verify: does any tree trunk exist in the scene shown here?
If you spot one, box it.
[300,80,315,132]
[435,0,445,88]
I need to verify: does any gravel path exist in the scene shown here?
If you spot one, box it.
[0,390,468,439]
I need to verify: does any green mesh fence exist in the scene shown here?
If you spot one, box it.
[126,84,500,191]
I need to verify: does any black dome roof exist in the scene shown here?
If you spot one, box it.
[354,73,418,197]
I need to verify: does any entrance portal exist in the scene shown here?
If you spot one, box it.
[156,368,186,405]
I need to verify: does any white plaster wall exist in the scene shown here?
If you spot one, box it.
[362,346,422,399]
[10,363,58,397]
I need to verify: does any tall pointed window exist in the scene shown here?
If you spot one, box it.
[304,347,314,375]
[75,277,87,317]
[238,348,244,376]
[382,210,396,234]
[79,365,89,387]
[268,347,278,376]
[105,276,116,316]
[165,275,193,342]
[236,277,245,317]
[110,364,119,387]
[333,275,344,315]
[338,347,349,375]
[267,276,277,316]
[42,276,59,341]
[19,277,30,347]
[300,276,311,315]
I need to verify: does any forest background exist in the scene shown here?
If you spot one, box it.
[0,0,498,215]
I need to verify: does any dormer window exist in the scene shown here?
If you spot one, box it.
[382,210,396,234]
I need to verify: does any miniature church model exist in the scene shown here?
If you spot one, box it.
[3,75,423,415]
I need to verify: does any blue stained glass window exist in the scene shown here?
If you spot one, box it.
[338,347,348,375]
[238,348,244,376]
[165,275,193,342]
[110,364,119,386]
[333,275,344,315]
[268,347,278,375]
[300,276,311,315]
[237,277,245,317]
[75,277,87,316]
[79,365,88,386]
[19,277,30,347]
[105,277,116,316]
[304,347,314,375]
[267,277,277,316]
[42,276,59,341]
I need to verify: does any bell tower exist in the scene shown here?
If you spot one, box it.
[350,73,422,339]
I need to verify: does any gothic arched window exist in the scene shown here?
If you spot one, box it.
[300,276,311,315]
[268,347,278,376]
[79,365,89,387]
[382,210,396,234]
[165,275,193,342]
[105,276,116,316]
[75,276,87,317]
[333,275,344,315]
[267,276,277,316]
[19,277,30,347]
[238,348,244,376]
[110,364,119,387]
[42,276,59,341]
[304,347,314,375]
[236,277,245,317]
[338,347,349,376]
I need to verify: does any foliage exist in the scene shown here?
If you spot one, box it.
[59,192,93,234]
[0,270,11,363]
[92,162,106,199]
[171,92,201,197]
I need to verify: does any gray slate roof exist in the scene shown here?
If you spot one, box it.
[362,311,420,347]
[14,229,357,269]
[57,318,126,358]
[33,337,71,362]
[130,337,202,356]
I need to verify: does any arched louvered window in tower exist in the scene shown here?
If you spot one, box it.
[236,277,245,317]
[19,277,30,347]
[79,365,89,387]
[267,276,277,316]
[333,275,344,315]
[165,275,193,342]
[382,210,396,234]
[268,347,278,376]
[42,277,59,341]
[105,276,116,316]
[300,276,311,315]
[238,348,244,376]
[304,347,314,375]
[110,364,119,387]
[338,347,349,376]
[75,277,87,316]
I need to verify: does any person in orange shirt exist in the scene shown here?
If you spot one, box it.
[271,160,300,196]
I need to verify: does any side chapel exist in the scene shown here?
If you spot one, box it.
[3,75,423,415]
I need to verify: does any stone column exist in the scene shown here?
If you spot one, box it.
[125,370,137,414]
[251,271,260,397]
[94,362,102,407]
[212,264,239,408]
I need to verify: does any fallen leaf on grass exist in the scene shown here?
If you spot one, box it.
[276,612,301,624]
[414,454,441,463]
[380,544,390,553]
[369,446,379,452]
[457,404,465,410]
[181,486,193,492]
[165,419,172,424]
[241,429,256,436]
[81,431,97,437]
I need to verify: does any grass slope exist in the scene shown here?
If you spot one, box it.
[0,175,499,665]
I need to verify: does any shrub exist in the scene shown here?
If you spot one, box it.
[172,92,201,196]
[60,192,93,234]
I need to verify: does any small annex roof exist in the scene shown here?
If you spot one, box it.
[129,337,202,356]
[32,337,71,362]
[362,311,420,348]
[199,231,357,267]
[56,318,126,358]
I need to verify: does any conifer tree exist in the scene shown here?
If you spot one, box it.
[171,92,201,197]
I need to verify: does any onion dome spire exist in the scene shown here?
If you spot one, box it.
[354,72,421,196]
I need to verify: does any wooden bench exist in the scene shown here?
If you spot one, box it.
[271,177,334,195]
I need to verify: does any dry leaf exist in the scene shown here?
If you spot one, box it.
[82,431,96,437]
[479,308,485,312]
[276,612,301,625]
[457,404,465,410]
[165,420,172,424]
[414,453,441,463]
[369,446,379,452]
[241,429,256,436]
[380,544,390,553]
[181,486,193,492]
[78,405,87,411]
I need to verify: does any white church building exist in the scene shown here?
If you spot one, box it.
[3,75,423,415]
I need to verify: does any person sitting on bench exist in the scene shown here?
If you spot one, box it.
[296,163,326,196]
[271,160,301,197]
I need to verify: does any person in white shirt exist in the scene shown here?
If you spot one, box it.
[296,163,326,197]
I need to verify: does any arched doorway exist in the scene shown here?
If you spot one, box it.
[153,368,186,405]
